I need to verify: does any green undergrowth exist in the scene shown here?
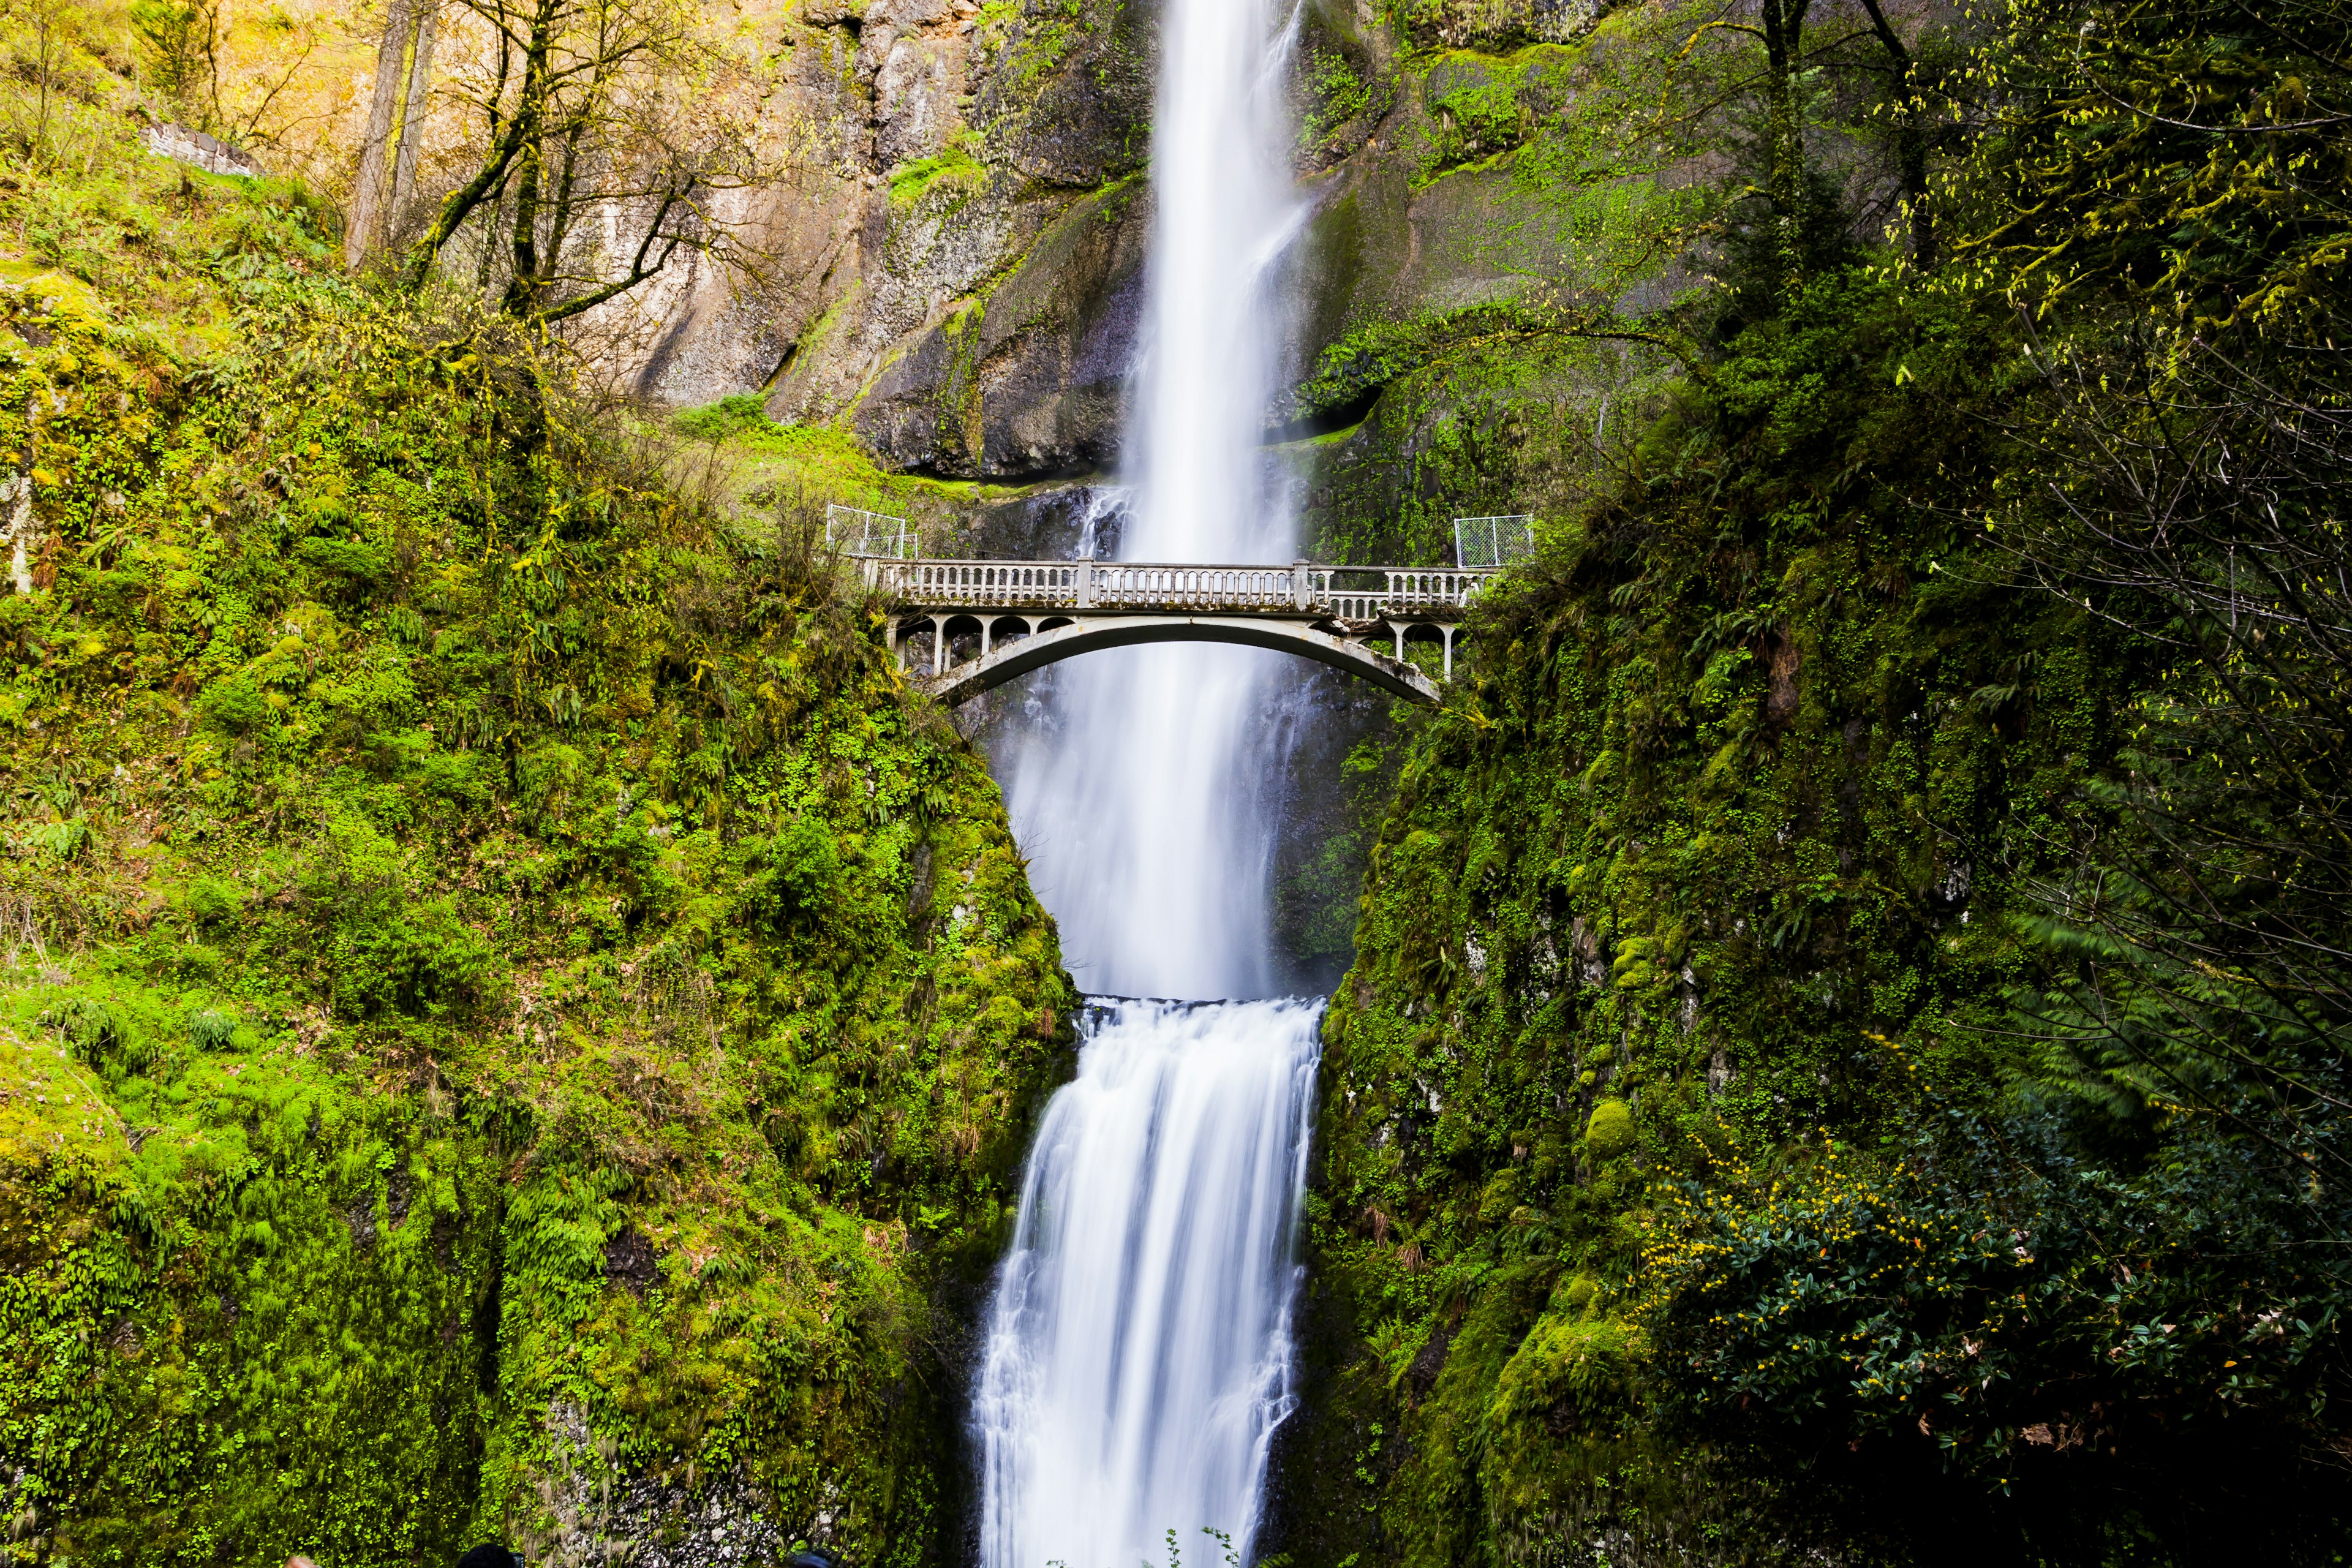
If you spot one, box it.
[0,121,1075,1567]
[673,400,1041,549]
[1273,268,2140,1564]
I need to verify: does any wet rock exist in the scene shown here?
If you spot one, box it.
[948,483,1125,559]
[603,1226,660,1297]
[1406,1316,1460,1402]
[852,182,1146,478]
[521,1403,837,1567]
[968,0,1153,187]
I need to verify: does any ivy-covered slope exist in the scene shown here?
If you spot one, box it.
[1262,273,2136,1564]
[0,134,1074,1567]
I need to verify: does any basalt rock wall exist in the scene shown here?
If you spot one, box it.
[650,0,1733,507]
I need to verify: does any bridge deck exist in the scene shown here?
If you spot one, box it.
[860,558,1494,622]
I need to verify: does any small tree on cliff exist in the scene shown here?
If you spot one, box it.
[1658,0,1958,293]
[391,0,764,326]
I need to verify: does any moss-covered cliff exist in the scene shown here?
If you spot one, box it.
[1257,269,2094,1565]
[0,135,1074,1566]
[1263,0,2352,1537]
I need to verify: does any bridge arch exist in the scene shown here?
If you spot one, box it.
[913,614,1444,706]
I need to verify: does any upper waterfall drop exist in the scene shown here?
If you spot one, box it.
[988,0,1305,1001]
[1128,0,1306,570]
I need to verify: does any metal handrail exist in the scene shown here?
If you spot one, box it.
[861,558,1496,617]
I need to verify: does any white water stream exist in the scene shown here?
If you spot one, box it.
[971,0,1314,1556]
[973,1000,1319,1568]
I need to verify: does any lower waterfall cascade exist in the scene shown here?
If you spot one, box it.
[973,1000,1321,1568]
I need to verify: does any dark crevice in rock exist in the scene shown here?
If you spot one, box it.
[1267,381,1385,444]
[604,1226,660,1297]
[762,337,801,390]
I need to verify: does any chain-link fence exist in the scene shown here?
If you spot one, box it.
[825,504,918,559]
[1453,514,1535,569]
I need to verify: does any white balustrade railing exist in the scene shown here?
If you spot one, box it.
[880,559,1085,606]
[862,557,1496,619]
[1088,564,1302,609]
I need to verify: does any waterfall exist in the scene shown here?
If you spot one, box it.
[973,0,1314,1558]
[974,1001,1319,1568]
[990,0,1303,1001]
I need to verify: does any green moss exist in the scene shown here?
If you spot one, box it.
[692,414,1038,538]
[935,298,989,468]
[0,116,1075,1566]
[1581,1098,1633,1158]
[887,138,987,211]
[1297,33,1388,162]
[674,393,774,441]
[1417,51,1536,180]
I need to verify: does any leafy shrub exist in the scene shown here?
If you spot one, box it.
[196,674,274,734]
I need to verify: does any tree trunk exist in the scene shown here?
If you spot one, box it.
[346,0,418,268]
[1760,0,1812,296]
[1856,0,1932,268]
[388,0,440,232]
[503,138,545,316]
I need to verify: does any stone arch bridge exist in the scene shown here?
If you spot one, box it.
[859,558,1496,706]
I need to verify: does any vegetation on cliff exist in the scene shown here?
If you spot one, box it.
[0,111,1074,1566]
[1281,0,2352,1562]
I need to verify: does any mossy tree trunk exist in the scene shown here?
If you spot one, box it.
[345,0,420,268]
[1759,0,1814,296]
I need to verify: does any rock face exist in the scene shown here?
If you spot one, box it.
[518,1404,804,1567]
[851,182,1146,478]
[611,0,1155,484]
[617,0,1709,495]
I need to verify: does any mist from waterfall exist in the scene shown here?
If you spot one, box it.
[970,0,1315,1559]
